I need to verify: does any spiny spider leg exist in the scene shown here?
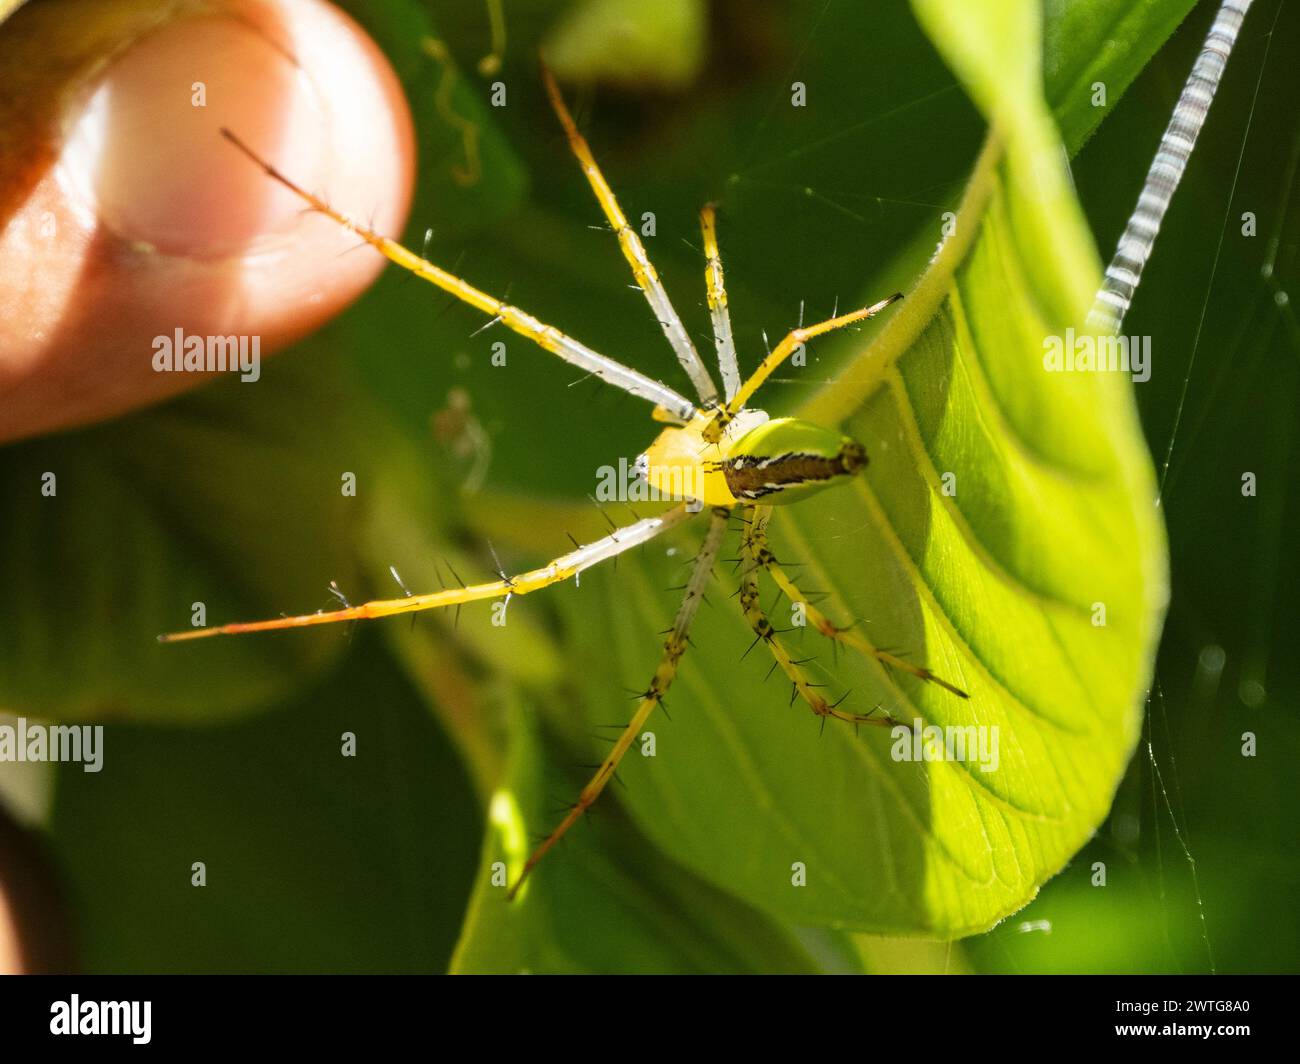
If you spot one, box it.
[711,294,904,437]
[737,515,900,728]
[508,507,731,899]
[698,204,741,403]
[158,505,696,643]
[541,62,719,406]
[217,129,697,423]
[744,509,969,699]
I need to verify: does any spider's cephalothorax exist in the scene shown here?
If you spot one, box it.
[640,410,867,507]
[173,63,967,902]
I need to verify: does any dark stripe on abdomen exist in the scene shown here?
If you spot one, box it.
[720,445,866,501]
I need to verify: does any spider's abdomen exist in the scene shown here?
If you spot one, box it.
[719,417,867,505]
[640,412,864,507]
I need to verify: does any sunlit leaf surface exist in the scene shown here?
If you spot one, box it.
[503,0,1170,936]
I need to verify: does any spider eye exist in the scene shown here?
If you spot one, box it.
[723,418,867,505]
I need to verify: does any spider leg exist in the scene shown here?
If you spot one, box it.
[744,508,969,699]
[541,63,719,407]
[159,505,696,643]
[508,507,731,899]
[718,293,903,426]
[698,204,742,403]
[217,129,697,423]
[737,521,899,728]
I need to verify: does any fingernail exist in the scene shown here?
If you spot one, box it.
[59,10,329,259]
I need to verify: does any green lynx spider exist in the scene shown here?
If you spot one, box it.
[160,64,969,898]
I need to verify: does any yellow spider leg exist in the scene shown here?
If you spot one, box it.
[540,63,719,406]
[159,505,695,643]
[699,204,741,403]
[738,523,899,728]
[508,507,731,900]
[711,293,904,436]
[218,129,697,422]
[745,510,969,699]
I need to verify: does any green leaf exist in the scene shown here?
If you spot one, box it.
[46,629,482,973]
[0,351,365,723]
[1042,0,1199,153]
[534,0,1169,935]
[450,696,841,974]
